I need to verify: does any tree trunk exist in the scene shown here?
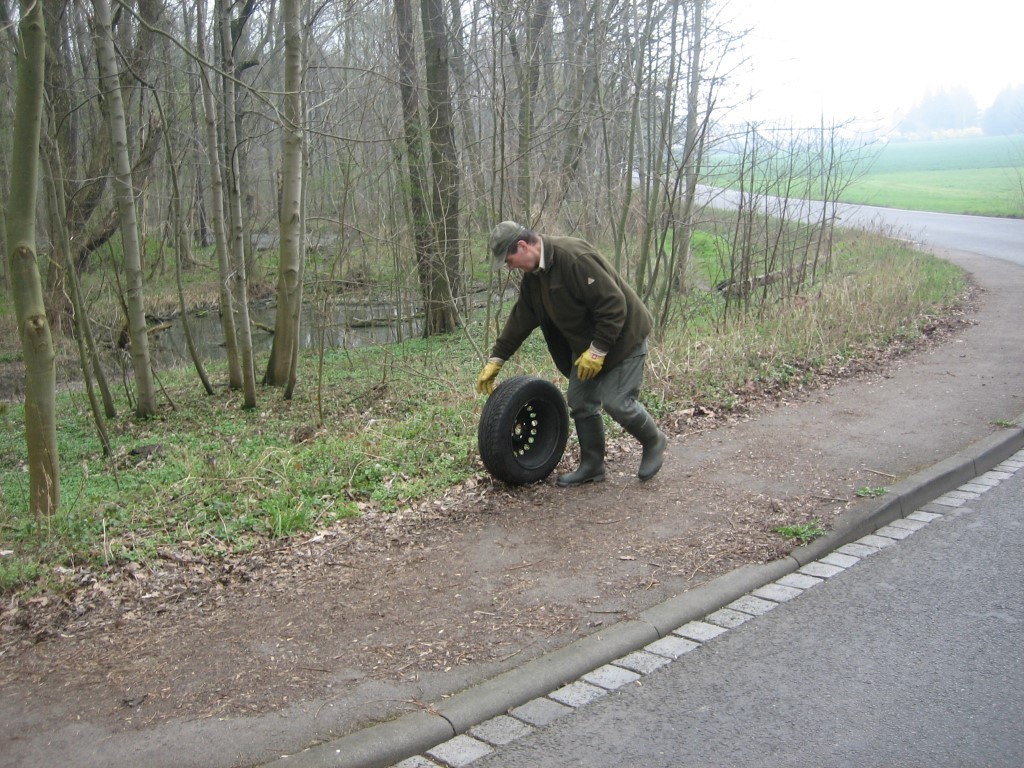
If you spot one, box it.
[92,0,157,417]
[515,0,551,214]
[7,0,58,519]
[42,1,107,282]
[419,0,461,335]
[41,136,117,440]
[394,0,443,334]
[0,127,8,293]
[218,0,258,408]
[674,0,706,296]
[612,0,658,272]
[196,0,244,390]
[265,0,304,394]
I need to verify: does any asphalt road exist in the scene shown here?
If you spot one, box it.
[456,460,1024,768]
[838,203,1024,266]
[699,187,1024,265]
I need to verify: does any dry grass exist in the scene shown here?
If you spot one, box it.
[648,231,965,411]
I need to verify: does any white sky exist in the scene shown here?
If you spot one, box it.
[721,0,1024,128]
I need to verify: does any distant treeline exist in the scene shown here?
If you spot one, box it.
[898,85,1024,136]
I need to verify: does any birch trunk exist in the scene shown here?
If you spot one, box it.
[7,0,58,518]
[92,0,157,416]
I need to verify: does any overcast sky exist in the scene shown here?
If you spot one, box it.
[722,0,1024,127]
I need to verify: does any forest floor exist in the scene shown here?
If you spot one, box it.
[1,247,1023,768]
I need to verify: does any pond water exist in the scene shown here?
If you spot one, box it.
[146,298,424,369]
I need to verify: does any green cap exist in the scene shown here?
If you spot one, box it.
[489,220,525,261]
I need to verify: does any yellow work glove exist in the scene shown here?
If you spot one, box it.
[574,347,606,381]
[476,359,504,395]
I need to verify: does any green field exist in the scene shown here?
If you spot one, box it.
[711,134,1023,218]
[841,135,1024,217]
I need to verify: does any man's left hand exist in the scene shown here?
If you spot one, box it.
[574,349,605,381]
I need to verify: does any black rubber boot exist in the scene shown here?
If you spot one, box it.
[557,416,606,487]
[627,415,667,481]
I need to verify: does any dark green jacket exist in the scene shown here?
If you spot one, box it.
[491,235,653,377]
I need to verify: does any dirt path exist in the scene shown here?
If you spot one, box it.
[1,247,1023,768]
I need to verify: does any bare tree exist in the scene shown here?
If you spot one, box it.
[264,0,305,395]
[510,0,551,215]
[670,0,711,298]
[419,0,461,335]
[0,1,10,291]
[195,0,244,390]
[712,121,860,323]
[7,0,58,518]
[42,2,164,277]
[92,0,157,416]
[41,138,115,451]
[394,0,443,333]
[217,0,258,408]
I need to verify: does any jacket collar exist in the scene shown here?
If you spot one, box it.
[533,236,548,273]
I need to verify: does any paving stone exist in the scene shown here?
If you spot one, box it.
[705,607,754,628]
[614,650,673,674]
[393,757,441,768]
[749,584,800,604]
[583,664,642,690]
[945,489,980,500]
[674,620,728,643]
[875,524,915,540]
[776,572,823,590]
[837,542,880,558]
[980,470,1013,482]
[856,534,897,549]
[818,552,858,569]
[932,495,968,507]
[888,518,927,531]
[968,475,1001,487]
[959,482,994,494]
[920,501,955,514]
[469,715,535,746]
[645,635,699,659]
[425,735,493,767]
[798,561,845,579]
[509,697,573,727]
[907,510,942,523]
[729,593,774,618]
[548,680,608,708]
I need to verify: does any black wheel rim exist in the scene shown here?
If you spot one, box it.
[509,396,561,470]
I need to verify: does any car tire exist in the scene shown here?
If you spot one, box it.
[478,375,569,484]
